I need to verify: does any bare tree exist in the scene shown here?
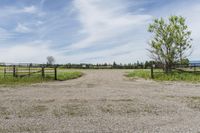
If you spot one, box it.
[47,56,55,65]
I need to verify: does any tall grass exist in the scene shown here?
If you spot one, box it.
[127,69,200,82]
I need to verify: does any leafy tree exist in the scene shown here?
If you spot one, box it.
[148,16,192,73]
[176,58,189,66]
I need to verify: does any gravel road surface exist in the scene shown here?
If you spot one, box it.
[1,70,200,132]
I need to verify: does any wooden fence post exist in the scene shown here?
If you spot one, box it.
[54,67,57,80]
[194,64,196,73]
[42,66,45,78]
[151,65,154,79]
[13,65,16,77]
[4,67,6,78]
[28,65,31,77]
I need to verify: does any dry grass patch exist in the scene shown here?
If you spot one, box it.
[184,96,200,111]
[98,99,177,116]
[110,99,134,102]
[0,106,10,119]
[52,102,90,117]
[34,99,55,104]
[17,105,48,118]
[99,103,159,115]
[0,123,47,133]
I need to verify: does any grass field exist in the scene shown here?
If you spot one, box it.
[0,67,82,86]
[127,69,200,82]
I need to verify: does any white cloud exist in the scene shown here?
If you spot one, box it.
[0,27,15,41]
[68,0,152,49]
[183,4,200,60]
[0,41,67,64]
[0,5,43,18]
[68,36,148,64]
[15,23,32,33]
[36,21,44,26]
[0,39,147,64]
[21,6,37,14]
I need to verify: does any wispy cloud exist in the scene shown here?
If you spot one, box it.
[0,5,41,17]
[22,6,37,14]
[68,0,152,49]
[15,23,32,33]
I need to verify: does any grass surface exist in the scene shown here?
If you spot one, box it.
[57,71,82,81]
[0,69,82,86]
[127,69,200,82]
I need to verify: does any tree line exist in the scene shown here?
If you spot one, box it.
[55,60,189,69]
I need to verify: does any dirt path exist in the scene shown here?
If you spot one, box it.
[1,70,200,132]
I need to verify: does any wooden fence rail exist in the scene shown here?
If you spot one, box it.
[150,64,200,79]
[2,65,58,80]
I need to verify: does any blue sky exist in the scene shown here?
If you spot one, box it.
[0,0,200,64]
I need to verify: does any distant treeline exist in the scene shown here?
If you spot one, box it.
[0,59,189,69]
[57,59,189,69]
[57,61,162,69]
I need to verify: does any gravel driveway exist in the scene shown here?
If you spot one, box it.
[1,70,200,132]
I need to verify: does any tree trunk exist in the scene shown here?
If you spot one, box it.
[164,62,172,73]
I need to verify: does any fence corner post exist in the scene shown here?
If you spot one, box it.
[13,65,16,77]
[54,66,57,80]
[41,66,45,78]
[194,64,196,72]
[151,65,154,79]
[4,67,6,78]
[28,64,31,77]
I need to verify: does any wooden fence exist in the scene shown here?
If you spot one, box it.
[2,64,58,80]
[150,64,200,79]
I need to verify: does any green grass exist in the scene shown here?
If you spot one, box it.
[127,69,200,82]
[0,70,82,86]
[127,69,151,80]
[57,71,82,81]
